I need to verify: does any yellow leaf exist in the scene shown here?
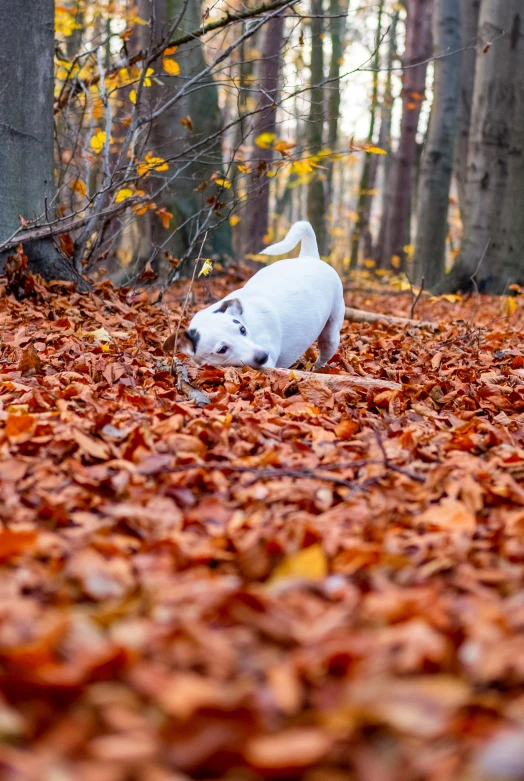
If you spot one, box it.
[115,188,134,203]
[133,16,148,25]
[391,255,401,269]
[129,89,137,104]
[70,179,86,198]
[441,294,462,303]
[229,215,241,226]
[237,163,251,174]
[364,145,387,155]
[363,258,376,268]
[137,151,169,177]
[143,67,155,87]
[502,296,517,316]
[269,545,327,583]
[198,259,213,277]
[215,178,231,189]
[403,243,415,260]
[255,132,276,149]
[163,58,180,75]
[90,130,107,154]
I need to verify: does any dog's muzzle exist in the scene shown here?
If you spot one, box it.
[254,350,269,366]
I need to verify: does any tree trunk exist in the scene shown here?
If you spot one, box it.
[364,10,399,261]
[149,0,232,272]
[0,0,82,283]
[243,13,285,255]
[349,0,384,268]
[456,0,481,216]
[326,0,350,235]
[373,10,400,264]
[377,0,432,271]
[306,0,327,256]
[434,2,524,294]
[413,0,461,288]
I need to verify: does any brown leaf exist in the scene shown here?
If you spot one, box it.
[17,344,44,376]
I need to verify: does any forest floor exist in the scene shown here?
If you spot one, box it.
[1,265,524,781]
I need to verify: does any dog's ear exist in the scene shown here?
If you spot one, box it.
[163,329,200,354]
[214,297,243,316]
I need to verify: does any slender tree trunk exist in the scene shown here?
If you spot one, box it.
[364,10,399,261]
[244,13,285,255]
[0,0,81,283]
[349,0,384,268]
[456,0,481,217]
[434,2,524,294]
[413,0,461,287]
[326,0,350,235]
[306,0,327,255]
[378,0,432,271]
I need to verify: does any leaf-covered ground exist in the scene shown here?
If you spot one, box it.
[1,271,524,781]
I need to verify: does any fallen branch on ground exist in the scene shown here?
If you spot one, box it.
[262,367,402,391]
[345,306,438,330]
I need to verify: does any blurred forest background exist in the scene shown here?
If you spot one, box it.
[1,0,523,295]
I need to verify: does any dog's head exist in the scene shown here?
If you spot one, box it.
[173,298,269,368]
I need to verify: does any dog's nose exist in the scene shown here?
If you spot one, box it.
[254,350,269,366]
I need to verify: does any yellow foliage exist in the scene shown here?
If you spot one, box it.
[237,163,251,174]
[229,215,241,226]
[70,179,86,198]
[391,255,401,269]
[199,259,213,277]
[129,89,137,104]
[215,178,231,189]
[90,130,109,154]
[55,6,82,37]
[363,259,376,268]
[137,151,169,177]
[365,146,387,155]
[502,296,517,316]
[268,544,327,583]
[403,244,415,260]
[163,58,181,76]
[255,132,276,149]
[115,188,134,203]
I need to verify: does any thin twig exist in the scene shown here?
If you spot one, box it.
[410,275,424,319]
[171,232,208,368]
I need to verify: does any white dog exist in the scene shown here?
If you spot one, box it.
[178,221,345,369]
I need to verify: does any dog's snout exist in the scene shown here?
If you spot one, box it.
[254,350,269,366]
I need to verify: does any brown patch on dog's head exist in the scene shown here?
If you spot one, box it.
[163,328,200,354]
[214,297,243,316]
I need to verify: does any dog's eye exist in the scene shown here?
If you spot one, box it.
[217,345,228,354]
[239,325,247,336]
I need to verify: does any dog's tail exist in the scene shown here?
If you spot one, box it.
[259,221,320,259]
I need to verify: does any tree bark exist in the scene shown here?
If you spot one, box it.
[434,1,524,293]
[413,0,462,288]
[243,13,285,255]
[149,0,233,271]
[456,0,481,216]
[0,0,82,283]
[350,0,384,268]
[377,0,432,272]
[326,0,350,233]
[373,11,400,264]
[306,0,327,256]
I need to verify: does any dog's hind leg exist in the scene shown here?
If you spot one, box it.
[314,300,345,369]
